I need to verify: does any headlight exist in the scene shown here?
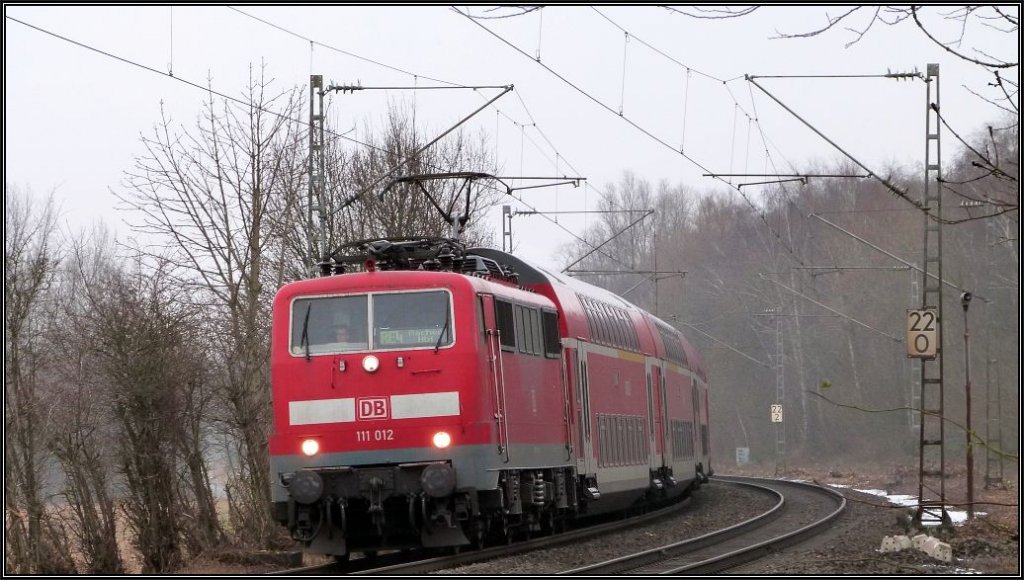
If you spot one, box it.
[289,470,324,504]
[301,439,319,456]
[421,463,455,498]
[362,355,380,373]
[432,431,452,449]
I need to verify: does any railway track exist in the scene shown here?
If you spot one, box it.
[272,476,844,576]
[271,494,694,575]
[560,476,846,575]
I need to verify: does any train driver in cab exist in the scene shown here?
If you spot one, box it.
[330,311,368,351]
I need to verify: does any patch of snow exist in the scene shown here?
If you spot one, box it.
[827,484,986,526]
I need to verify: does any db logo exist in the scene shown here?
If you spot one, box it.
[357,397,389,420]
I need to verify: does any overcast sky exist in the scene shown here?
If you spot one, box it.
[5,6,1018,271]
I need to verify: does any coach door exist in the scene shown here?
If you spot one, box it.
[646,358,667,469]
[574,345,596,476]
[479,294,509,462]
[691,377,701,462]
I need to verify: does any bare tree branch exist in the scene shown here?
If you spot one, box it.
[662,5,760,19]
[992,6,1019,26]
[911,6,1018,68]
[931,104,1018,182]
[463,5,543,19]
[771,6,862,40]
[841,6,881,48]
[963,83,1019,116]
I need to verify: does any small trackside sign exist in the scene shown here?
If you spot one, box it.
[906,307,938,359]
[357,397,389,420]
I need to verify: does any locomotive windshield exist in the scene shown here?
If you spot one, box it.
[290,290,453,356]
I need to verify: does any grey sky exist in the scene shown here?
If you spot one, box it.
[5,6,1017,271]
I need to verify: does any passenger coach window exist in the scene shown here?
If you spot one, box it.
[656,323,688,367]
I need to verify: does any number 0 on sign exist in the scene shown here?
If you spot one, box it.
[770,404,783,423]
[906,308,938,359]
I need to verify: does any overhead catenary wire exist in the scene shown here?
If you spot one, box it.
[535,6,544,61]
[492,185,642,273]
[230,6,538,130]
[807,212,990,303]
[474,9,917,334]
[4,14,501,175]
[455,7,806,264]
[6,14,357,147]
[758,273,903,343]
[672,319,771,368]
[561,210,655,273]
[584,11,816,265]
[591,6,807,184]
[227,6,659,278]
[505,84,682,273]
[231,5,809,281]
[539,9,947,336]
[229,6,466,87]
[168,6,173,76]
[746,74,938,217]
[230,8,633,227]
[7,14,534,240]
[619,30,629,115]
[591,7,724,83]
[681,68,691,153]
[586,7,935,259]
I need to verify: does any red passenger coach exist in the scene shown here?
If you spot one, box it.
[269,239,711,558]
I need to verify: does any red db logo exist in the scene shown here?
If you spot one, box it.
[357,397,389,420]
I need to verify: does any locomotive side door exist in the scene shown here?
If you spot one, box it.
[479,294,509,461]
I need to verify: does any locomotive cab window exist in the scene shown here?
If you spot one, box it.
[290,290,453,356]
[373,291,452,349]
[291,295,369,355]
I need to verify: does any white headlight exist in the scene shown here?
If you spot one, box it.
[301,439,319,456]
[432,431,452,448]
[362,355,380,373]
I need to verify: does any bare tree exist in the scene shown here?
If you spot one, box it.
[4,185,75,574]
[117,65,305,546]
[71,239,217,572]
[46,229,125,574]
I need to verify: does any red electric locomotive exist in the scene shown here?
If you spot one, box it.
[268,238,711,559]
